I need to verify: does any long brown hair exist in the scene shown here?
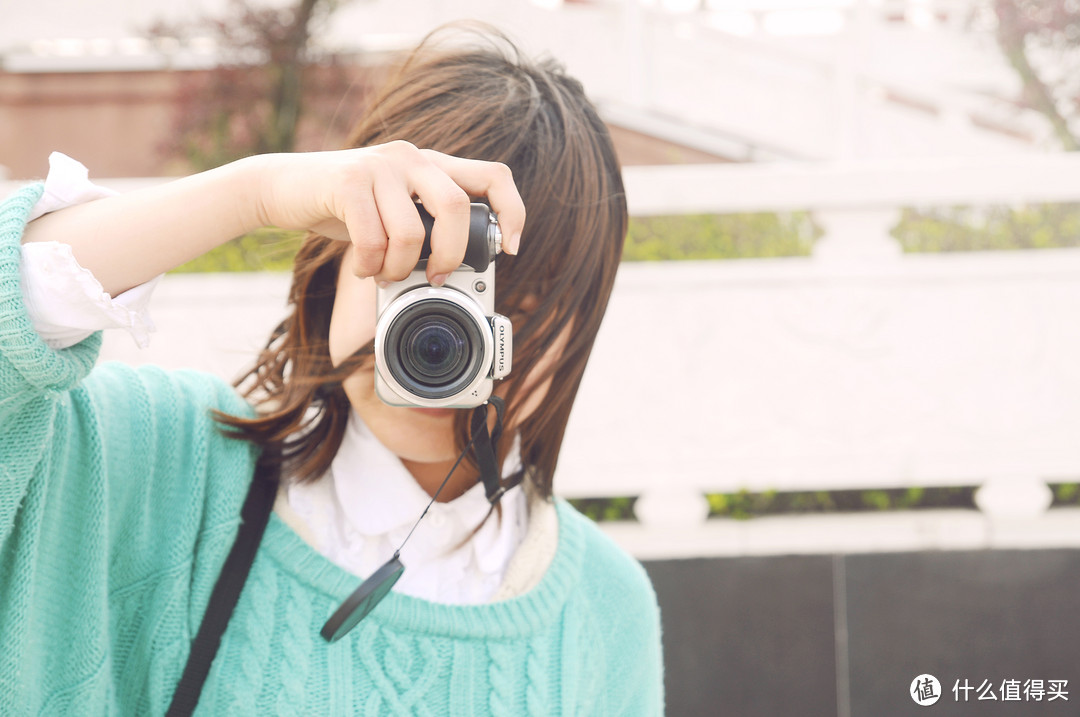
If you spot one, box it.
[217,25,627,498]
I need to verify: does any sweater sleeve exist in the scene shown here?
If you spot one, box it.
[0,182,262,716]
[0,183,102,539]
[611,573,665,716]
[0,184,102,403]
[0,180,257,578]
[597,550,665,716]
[565,505,665,716]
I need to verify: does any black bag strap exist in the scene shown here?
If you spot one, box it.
[166,456,279,717]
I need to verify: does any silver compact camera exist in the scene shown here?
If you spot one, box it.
[374,202,512,408]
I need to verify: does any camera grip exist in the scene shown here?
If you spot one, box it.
[414,202,497,273]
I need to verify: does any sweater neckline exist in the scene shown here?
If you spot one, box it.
[259,498,585,640]
[284,410,530,604]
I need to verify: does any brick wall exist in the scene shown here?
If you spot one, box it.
[0,65,729,180]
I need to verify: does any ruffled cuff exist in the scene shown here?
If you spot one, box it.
[20,152,161,349]
[20,242,159,349]
[27,152,117,221]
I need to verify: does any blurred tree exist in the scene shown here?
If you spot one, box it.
[992,0,1080,150]
[151,0,358,170]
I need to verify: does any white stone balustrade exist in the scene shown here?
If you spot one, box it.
[8,155,1080,558]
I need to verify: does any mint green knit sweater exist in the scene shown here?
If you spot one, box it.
[0,184,664,716]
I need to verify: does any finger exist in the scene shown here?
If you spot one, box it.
[340,187,389,278]
[372,178,428,284]
[408,166,472,283]
[420,151,526,255]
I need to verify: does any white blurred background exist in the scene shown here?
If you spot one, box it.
[5,0,1080,555]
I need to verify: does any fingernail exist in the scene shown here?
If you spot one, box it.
[508,233,521,255]
[430,273,449,287]
[377,280,391,289]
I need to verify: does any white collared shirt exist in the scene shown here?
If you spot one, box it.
[286,411,528,604]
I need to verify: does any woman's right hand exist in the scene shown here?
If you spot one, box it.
[21,143,525,297]
[252,141,525,286]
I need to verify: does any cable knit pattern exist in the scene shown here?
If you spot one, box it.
[226,556,278,716]
[526,638,548,715]
[274,578,314,716]
[486,641,519,717]
[0,185,664,716]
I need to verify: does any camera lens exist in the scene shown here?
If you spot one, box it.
[405,320,465,380]
[383,299,486,400]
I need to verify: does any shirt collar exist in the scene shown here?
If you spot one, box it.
[330,409,522,537]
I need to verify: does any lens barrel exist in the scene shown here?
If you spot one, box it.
[414,203,501,272]
[382,299,486,400]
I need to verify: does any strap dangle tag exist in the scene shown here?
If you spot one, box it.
[321,398,510,643]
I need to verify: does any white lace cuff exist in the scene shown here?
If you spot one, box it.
[20,152,161,349]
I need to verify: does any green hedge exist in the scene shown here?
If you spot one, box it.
[569,483,1080,523]
[172,227,305,273]
[172,212,822,273]
[621,212,818,261]
[892,203,1080,252]
[172,203,1080,274]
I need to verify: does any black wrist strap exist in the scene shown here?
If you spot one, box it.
[471,396,513,504]
[166,457,279,717]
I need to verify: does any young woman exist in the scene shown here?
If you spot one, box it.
[0,28,662,716]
